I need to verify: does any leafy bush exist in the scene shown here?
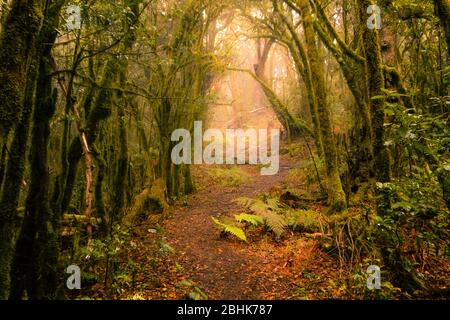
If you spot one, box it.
[280,143,304,156]
[373,176,449,291]
[348,259,402,299]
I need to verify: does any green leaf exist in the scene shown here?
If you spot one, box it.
[260,210,287,237]
[235,213,263,226]
[392,201,412,211]
[188,287,208,300]
[211,217,247,241]
[233,197,255,208]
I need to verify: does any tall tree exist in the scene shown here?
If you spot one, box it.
[298,0,346,213]
[0,0,43,141]
[0,0,44,299]
[9,0,65,300]
[357,0,391,187]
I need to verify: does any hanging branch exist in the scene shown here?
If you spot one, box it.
[228,67,313,136]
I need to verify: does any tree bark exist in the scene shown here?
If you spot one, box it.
[298,0,347,213]
[357,0,391,186]
[0,0,43,141]
[9,1,66,299]
[434,0,450,57]
[0,30,40,299]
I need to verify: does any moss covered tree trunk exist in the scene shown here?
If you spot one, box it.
[0,30,40,300]
[184,165,196,194]
[94,148,107,236]
[0,143,6,187]
[58,60,116,216]
[111,103,128,220]
[8,1,64,300]
[357,0,391,187]
[0,0,43,142]
[306,0,374,183]
[254,38,310,141]
[358,0,424,292]
[273,0,322,152]
[299,0,347,213]
[110,0,140,222]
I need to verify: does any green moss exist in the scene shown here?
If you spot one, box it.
[299,0,347,213]
[0,0,43,139]
[0,36,40,298]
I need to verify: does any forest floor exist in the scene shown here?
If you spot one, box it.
[165,157,342,300]
[161,154,342,300]
[82,145,449,300]
[108,149,351,300]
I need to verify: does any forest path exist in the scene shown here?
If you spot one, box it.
[162,154,333,299]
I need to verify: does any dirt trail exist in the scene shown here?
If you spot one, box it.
[163,155,320,299]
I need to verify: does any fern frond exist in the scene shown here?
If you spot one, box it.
[233,197,255,208]
[250,200,269,214]
[211,217,247,241]
[266,197,282,210]
[233,196,288,237]
[259,210,287,237]
[235,213,263,226]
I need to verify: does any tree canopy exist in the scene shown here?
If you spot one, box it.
[0,0,448,300]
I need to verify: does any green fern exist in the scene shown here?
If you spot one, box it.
[233,197,255,208]
[259,210,287,237]
[249,197,282,214]
[235,213,263,226]
[234,196,287,237]
[265,197,282,210]
[250,200,269,213]
[211,217,247,242]
[248,198,286,237]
